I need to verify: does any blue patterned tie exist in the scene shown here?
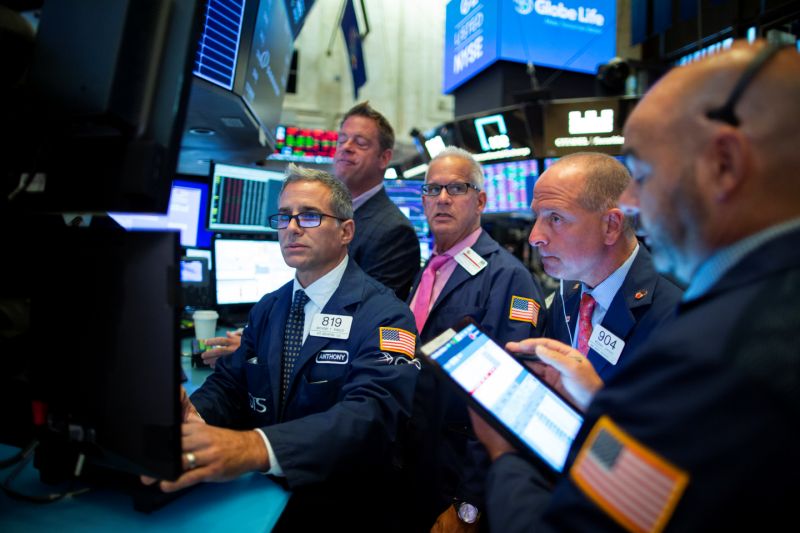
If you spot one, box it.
[281,289,309,408]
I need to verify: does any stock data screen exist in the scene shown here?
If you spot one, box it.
[209,163,284,233]
[384,179,433,263]
[214,238,295,305]
[481,159,538,213]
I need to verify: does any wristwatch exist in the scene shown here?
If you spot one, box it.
[456,501,480,524]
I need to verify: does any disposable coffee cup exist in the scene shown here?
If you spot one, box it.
[193,310,219,342]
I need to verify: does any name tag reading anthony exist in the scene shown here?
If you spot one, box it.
[310,314,353,339]
[454,247,487,276]
[588,325,625,365]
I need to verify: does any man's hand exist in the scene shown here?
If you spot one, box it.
[201,330,242,368]
[141,420,270,493]
[180,386,203,423]
[506,338,603,410]
[430,503,479,533]
[469,408,516,462]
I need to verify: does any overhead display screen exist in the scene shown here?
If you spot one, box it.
[542,96,639,157]
[455,106,534,161]
[242,0,294,146]
[444,0,617,93]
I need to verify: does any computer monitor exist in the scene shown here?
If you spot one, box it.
[271,125,338,162]
[456,106,534,161]
[181,256,213,309]
[481,159,538,213]
[108,179,213,248]
[208,162,285,234]
[185,247,214,270]
[383,179,434,264]
[214,237,296,307]
[3,0,202,213]
[0,224,183,483]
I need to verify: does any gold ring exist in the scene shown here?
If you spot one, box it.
[185,451,197,470]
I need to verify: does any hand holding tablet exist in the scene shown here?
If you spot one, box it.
[419,318,584,477]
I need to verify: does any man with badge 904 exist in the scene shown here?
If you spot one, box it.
[146,164,419,530]
[528,152,682,381]
[403,146,546,531]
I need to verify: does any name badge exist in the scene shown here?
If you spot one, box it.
[454,247,487,276]
[310,313,352,339]
[588,325,625,365]
[316,350,349,364]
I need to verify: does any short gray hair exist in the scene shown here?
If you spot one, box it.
[280,163,354,220]
[553,152,634,235]
[428,146,484,190]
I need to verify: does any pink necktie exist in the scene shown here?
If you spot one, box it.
[412,254,451,333]
[576,293,596,356]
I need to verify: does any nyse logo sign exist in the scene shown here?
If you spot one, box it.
[568,109,614,135]
[474,114,511,152]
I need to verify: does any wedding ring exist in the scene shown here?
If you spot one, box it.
[185,451,197,470]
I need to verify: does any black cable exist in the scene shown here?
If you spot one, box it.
[2,440,91,504]
[0,440,37,469]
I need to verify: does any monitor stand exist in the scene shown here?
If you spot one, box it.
[31,441,196,513]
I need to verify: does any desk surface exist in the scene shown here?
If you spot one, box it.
[0,332,290,532]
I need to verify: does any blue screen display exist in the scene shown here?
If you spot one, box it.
[109,179,213,249]
[444,0,617,93]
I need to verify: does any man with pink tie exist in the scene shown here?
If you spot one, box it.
[402,146,546,532]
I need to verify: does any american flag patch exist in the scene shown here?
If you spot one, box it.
[379,327,416,359]
[571,416,689,533]
[508,295,540,326]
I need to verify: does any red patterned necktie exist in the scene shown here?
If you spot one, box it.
[412,254,451,333]
[576,293,596,356]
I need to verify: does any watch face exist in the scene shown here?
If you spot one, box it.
[458,502,479,523]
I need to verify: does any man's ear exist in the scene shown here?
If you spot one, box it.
[705,128,749,202]
[378,148,393,170]
[603,207,626,245]
[477,190,487,213]
[340,218,355,245]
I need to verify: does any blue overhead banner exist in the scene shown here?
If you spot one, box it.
[444,0,500,95]
[444,0,617,93]
[341,0,366,99]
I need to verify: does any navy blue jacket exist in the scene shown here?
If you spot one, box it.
[547,245,682,379]
[349,187,420,301]
[191,259,418,490]
[404,230,546,528]
[486,227,800,532]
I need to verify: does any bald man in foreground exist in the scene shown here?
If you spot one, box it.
[473,40,800,532]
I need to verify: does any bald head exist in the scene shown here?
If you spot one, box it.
[621,40,800,283]
[627,40,800,191]
[553,152,633,214]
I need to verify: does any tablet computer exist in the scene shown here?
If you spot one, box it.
[419,317,584,476]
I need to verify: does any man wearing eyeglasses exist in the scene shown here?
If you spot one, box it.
[473,40,800,532]
[402,146,546,531]
[334,102,420,300]
[529,152,682,381]
[154,165,419,530]
[201,103,420,366]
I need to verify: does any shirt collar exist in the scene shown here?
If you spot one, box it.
[351,183,384,211]
[683,217,800,301]
[582,243,640,312]
[292,255,349,310]
[433,227,483,258]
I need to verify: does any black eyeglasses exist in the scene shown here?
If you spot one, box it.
[421,182,481,196]
[268,212,345,229]
[705,42,790,126]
